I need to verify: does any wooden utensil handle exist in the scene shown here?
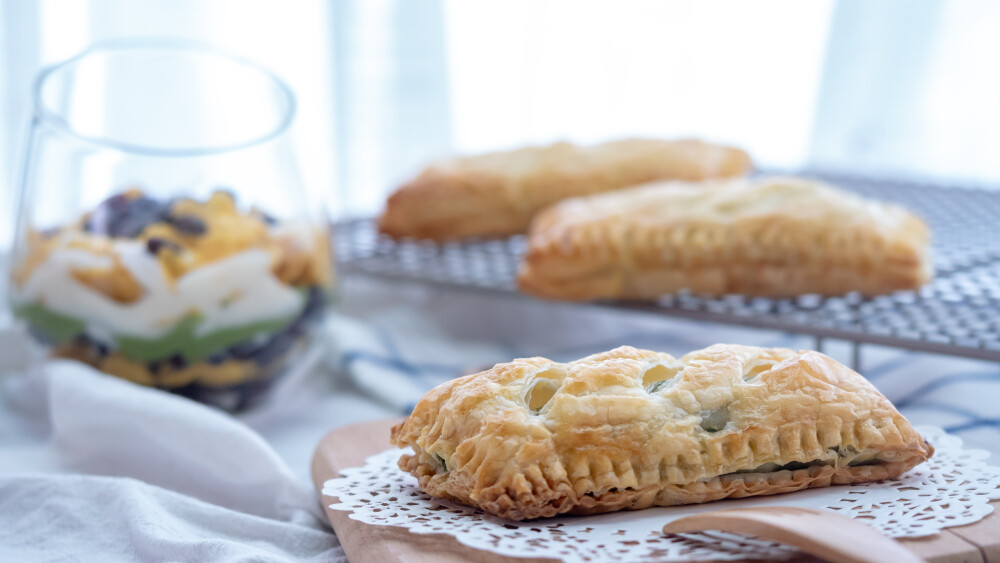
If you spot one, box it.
[662,506,924,563]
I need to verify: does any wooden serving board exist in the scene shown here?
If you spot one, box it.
[311,419,1000,563]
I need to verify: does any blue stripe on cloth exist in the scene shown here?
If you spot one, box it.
[370,324,405,359]
[893,371,1000,408]
[913,401,994,420]
[900,402,1000,432]
[862,352,920,381]
[341,350,467,377]
[362,324,510,381]
[942,419,1000,433]
[903,401,1000,433]
[340,350,417,376]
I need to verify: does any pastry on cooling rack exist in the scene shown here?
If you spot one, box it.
[378,138,752,241]
[391,344,933,520]
[518,176,931,300]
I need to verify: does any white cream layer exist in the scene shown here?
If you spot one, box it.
[13,242,304,341]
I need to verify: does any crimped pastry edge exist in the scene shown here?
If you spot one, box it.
[395,443,933,521]
[518,262,933,301]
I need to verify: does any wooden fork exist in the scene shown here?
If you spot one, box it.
[662,506,924,563]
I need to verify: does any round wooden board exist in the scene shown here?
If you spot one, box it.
[311,418,999,563]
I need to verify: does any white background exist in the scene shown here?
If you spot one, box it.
[2,0,1000,248]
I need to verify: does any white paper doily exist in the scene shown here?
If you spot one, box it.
[322,426,1000,562]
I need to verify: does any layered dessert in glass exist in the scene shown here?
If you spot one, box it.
[10,188,334,410]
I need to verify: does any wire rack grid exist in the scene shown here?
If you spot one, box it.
[333,172,1000,366]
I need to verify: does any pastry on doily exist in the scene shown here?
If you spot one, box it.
[10,189,333,409]
[379,138,752,241]
[517,176,931,300]
[391,344,933,520]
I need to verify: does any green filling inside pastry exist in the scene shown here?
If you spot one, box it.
[646,380,670,393]
[698,406,730,433]
[730,446,884,475]
[432,453,448,471]
[736,460,830,474]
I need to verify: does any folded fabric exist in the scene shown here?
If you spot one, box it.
[0,355,343,562]
[0,473,343,563]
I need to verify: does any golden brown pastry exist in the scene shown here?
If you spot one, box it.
[379,138,752,241]
[518,176,931,300]
[391,345,933,521]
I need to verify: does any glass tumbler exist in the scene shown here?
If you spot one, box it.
[8,42,335,411]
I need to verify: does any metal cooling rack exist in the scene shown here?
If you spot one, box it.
[334,171,1000,364]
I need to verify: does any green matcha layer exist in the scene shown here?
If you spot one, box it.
[14,301,300,364]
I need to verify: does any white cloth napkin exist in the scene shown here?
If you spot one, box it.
[0,328,346,562]
[1,474,339,562]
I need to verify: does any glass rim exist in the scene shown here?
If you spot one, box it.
[32,39,298,157]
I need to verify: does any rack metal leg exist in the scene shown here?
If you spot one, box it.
[851,341,862,373]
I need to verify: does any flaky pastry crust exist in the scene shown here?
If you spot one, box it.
[391,345,932,520]
[518,176,931,300]
[379,138,752,241]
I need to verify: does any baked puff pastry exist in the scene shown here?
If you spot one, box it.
[378,138,752,241]
[518,176,931,300]
[391,345,932,520]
